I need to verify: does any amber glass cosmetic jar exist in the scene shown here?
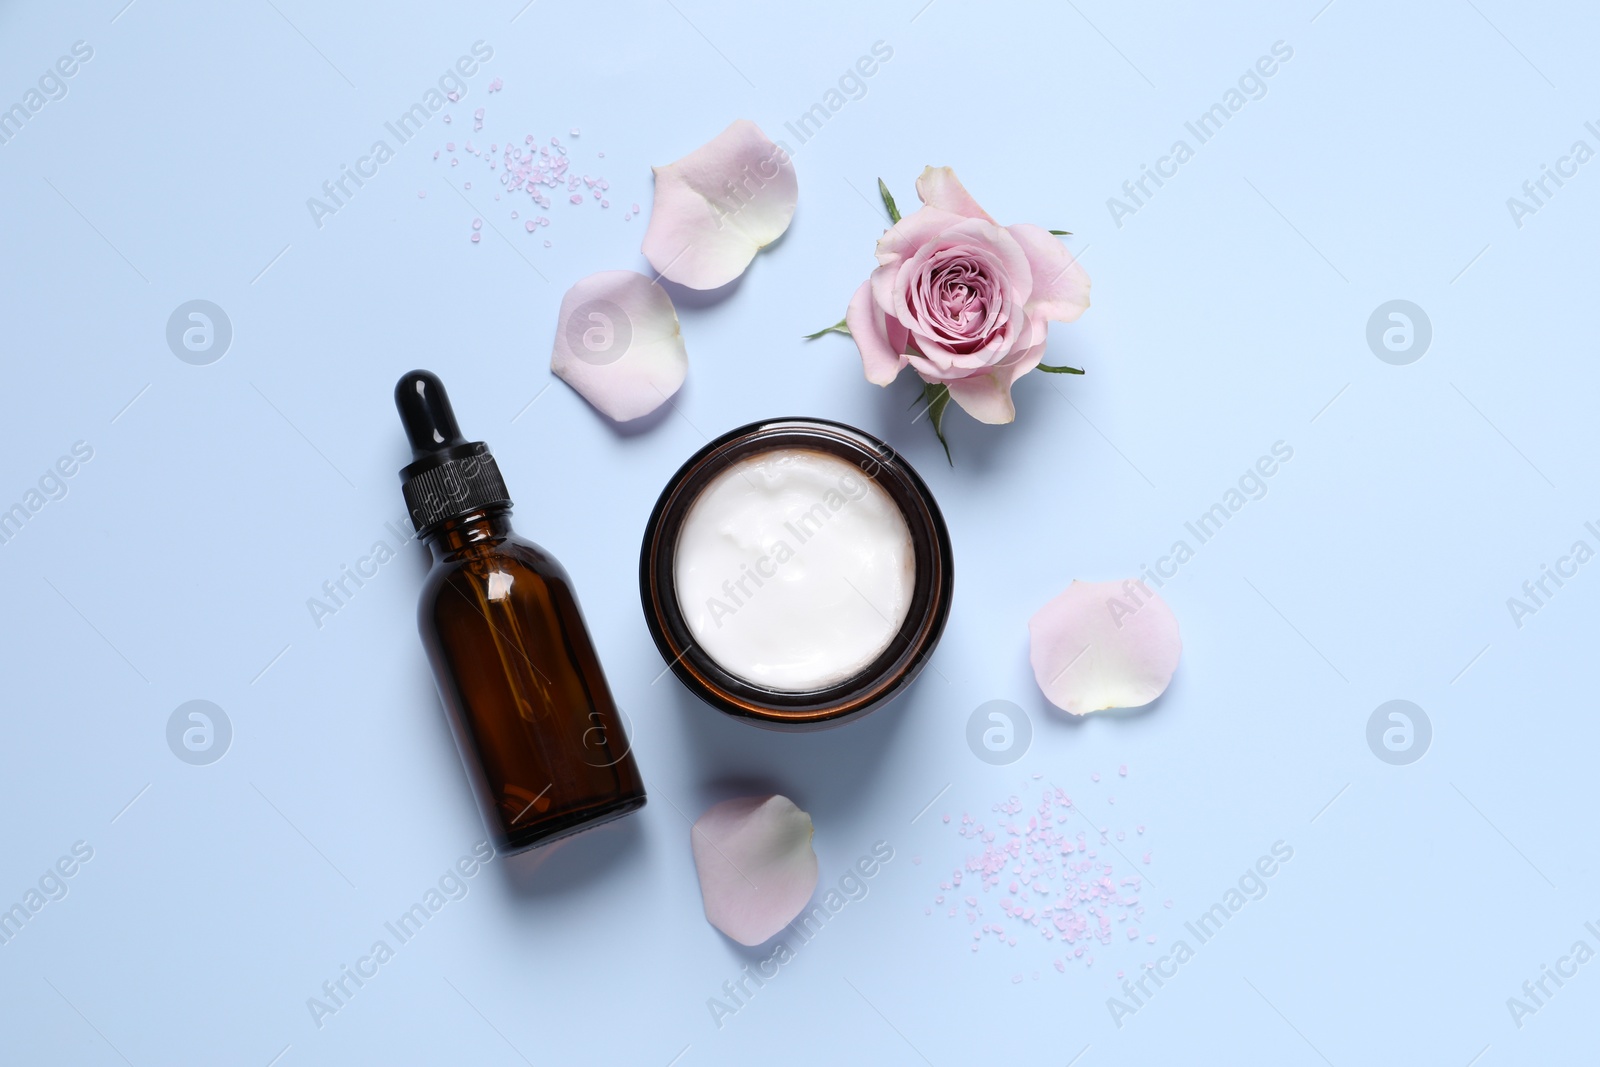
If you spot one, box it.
[639,417,954,730]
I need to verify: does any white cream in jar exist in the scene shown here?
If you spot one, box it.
[673,448,916,691]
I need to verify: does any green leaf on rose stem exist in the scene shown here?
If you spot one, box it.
[917,382,954,466]
[1035,363,1085,374]
[803,317,850,340]
[1048,229,1073,236]
[878,178,902,224]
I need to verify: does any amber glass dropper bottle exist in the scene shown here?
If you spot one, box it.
[395,370,646,853]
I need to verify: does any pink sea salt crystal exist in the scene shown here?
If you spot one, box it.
[432,150,439,160]
[631,202,640,213]
[446,142,455,151]
[598,151,605,158]
[570,127,580,136]
[472,218,482,230]
[510,210,518,219]
[943,815,950,823]
[443,115,452,124]
[470,233,479,243]
[464,182,471,190]
[525,221,535,232]
[474,108,484,120]
[448,91,459,102]
[417,190,426,198]
[1143,852,1152,864]
[543,240,551,247]
[569,194,582,204]
[488,76,502,91]
[935,782,1152,970]
[1119,765,1128,776]
[1091,773,1100,782]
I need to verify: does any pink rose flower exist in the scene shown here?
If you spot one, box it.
[845,167,1090,424]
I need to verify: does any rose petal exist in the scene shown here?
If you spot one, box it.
[871,210,1031,329]
[934,331,1052,423]
[846,280,909,386]
[1007,223,1090,323]
[692,795,819,946]
[641,120,797,289]
[889,218,1032,333]
[550,270,686,421]
[944,372,1016,425]
[915,166,995,222]
[873,207,968,278]
[1002,331,1050,383]
[1028,580,1182,715]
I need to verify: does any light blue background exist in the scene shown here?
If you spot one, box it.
[2,0,1596,1063]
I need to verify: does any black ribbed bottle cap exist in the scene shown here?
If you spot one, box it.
[395,370,512,534]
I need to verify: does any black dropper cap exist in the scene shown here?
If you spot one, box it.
[395,370,512,534]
